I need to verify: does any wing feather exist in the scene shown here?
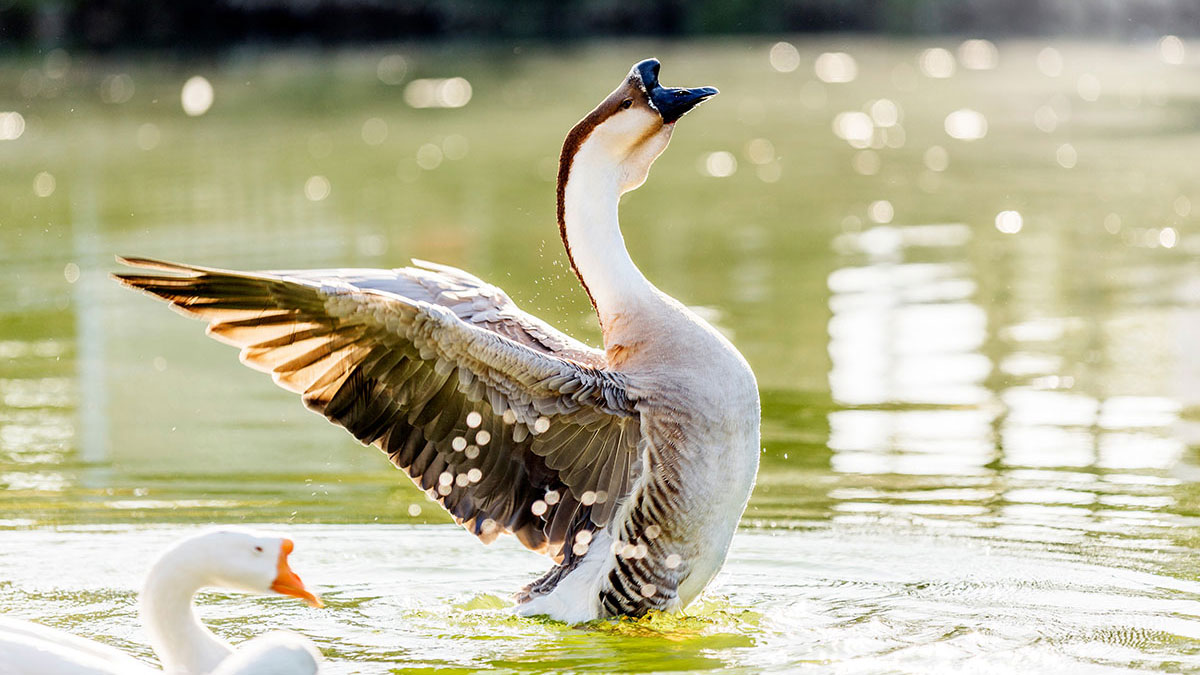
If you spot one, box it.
[113,256,643,560]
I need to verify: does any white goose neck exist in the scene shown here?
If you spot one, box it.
[140,547,232,675]
[559,140,657,332]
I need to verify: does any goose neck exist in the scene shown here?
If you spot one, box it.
[558,144,656,331]
[140,550,232,674]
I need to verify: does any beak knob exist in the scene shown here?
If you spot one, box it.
[634,58,719,124]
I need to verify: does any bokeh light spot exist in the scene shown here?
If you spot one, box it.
[180,76,214,116]
[1037,47,1063,77]
[923,145,949,172]
[815,52,857,83]
[769,41,801,73]
[33,171,55,197]
[1158,35,1185,65]
[958,39,998,70]
[868,200,894,224]
[304,175,331,201]
[702,151,737,178]
[944,109,987,140]
[416,143,443,170]
[919,48,956,78]
[361,117,388,146]
[995,210,1023,234]
[377,54,408,85]
[0,112,26,141]
[1055,143,1077,169]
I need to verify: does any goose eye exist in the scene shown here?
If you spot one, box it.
[254,546,264,553]
[620,98,633,110]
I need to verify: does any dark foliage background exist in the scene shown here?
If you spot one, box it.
[3,0,1200,52]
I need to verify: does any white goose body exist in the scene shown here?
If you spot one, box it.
[0,530,322,675]
[115,59,760,622]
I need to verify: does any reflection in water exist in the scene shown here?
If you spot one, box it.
[824,216,1193,555]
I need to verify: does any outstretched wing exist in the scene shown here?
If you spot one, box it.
[280,259,606,367]
[113,257,640,561]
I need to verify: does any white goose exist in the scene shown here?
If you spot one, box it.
[0,530,323,675]
[114,59,760,623]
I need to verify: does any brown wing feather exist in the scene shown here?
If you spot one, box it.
[113,256,642,561]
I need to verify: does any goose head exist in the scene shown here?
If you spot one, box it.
[174,529,323,608]
[562,58,718,194]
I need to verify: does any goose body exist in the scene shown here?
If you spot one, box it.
[114,59,760,622]
[0,530,322,675]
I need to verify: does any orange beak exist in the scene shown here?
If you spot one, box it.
[270,538,324,608]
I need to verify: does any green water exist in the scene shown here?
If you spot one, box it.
[2,39,1200,672]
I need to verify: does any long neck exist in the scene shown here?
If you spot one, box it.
[558,140,657,334]
[140,549,232,674]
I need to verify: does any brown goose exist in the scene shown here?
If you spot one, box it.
[114,59,760,622]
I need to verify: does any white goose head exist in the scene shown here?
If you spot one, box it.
[140,529,323,675]
[176,530,323,607]
[560,58,719,194]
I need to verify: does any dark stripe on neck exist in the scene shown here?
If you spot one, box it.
[556,113,603,316]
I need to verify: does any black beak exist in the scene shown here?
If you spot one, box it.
[635,58,719,124]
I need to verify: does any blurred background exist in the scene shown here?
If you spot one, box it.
[2,2,1200,673]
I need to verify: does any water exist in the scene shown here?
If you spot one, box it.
[2,39,1200,672]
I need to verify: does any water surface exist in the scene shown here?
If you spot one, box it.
[1,38,1199,672]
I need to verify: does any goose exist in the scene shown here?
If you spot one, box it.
[0,529,323,675]
[113,58,760,623]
